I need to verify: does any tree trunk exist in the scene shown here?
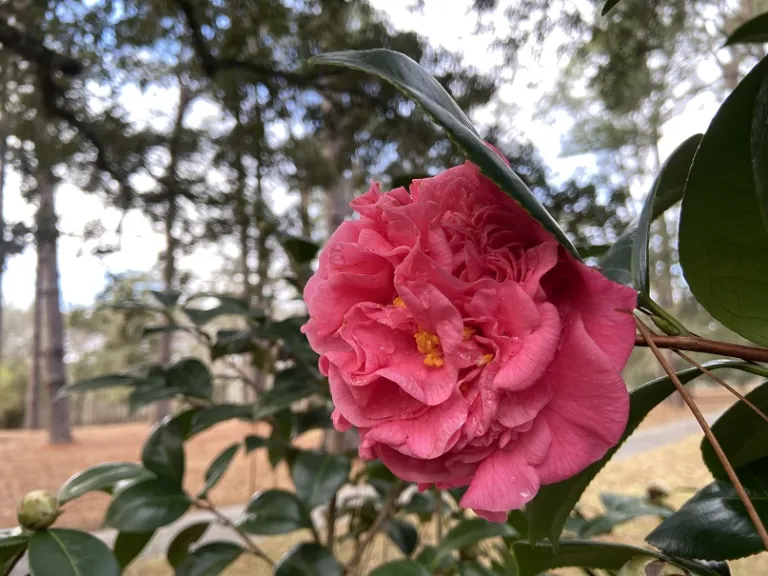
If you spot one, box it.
[299,188,312,238]
[25,248,43,429]
[37,168,71,443]
[0,131,5,368]
[154,196,176,422]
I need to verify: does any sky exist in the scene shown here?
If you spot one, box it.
[0,0,723,310]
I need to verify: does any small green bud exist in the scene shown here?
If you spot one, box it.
[17,490,60,530]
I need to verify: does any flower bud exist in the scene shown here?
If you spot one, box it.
[17,490,60,530]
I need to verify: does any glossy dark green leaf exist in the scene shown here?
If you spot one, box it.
[436,518,517,563]
[105,478,191,532]
[176,542,243,576]
[29,529,120,576]
[513,540,728,576]
[58,462,154,504]
[368,559,431,576]
[167,521,210,569]
[254,369,317,418]
[150,290,181,308]
[633,134,702,294]
[458,560,497,576]
[290,450,350,509]
[403,491,437,519]
[416,545,456,573]
[113,531,153,569]
[182,294,262,326]
[577,493,672,538]
[167,358,213,400]
[198,443,240,499]
[62,373,137,396]
[311,50,578,258]
[752,71,768,244]
[0,531,29,574]
[293,406,333,437]
[189,404,254,436]
[274,542,342,576]
[647,457,768,560]
[601,0,622,15]
[597,232,634,287]
[237,489,311,535]
[384,518,419,556]
[528,359,759,549]
[142,412,188,486]
[210,330,254,360]
[281,234,320,264]
[129,385,183,413]
[703,380,768,478]
[679,55,768,345]
[724,13,768,46]
[507,509,529,538]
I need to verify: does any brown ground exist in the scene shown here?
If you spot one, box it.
[0,387,743,531]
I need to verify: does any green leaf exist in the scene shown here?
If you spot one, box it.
[384,518,419,556]
[724,13,768,46]
[29,529,120,576]
[577,493,672,538]
[0,531,29,574]
[176,542,243,576]
[198,443,240,499]
[141,411,190,486]
[150,290,181,308]
[601,0,622,16]
[310,50,578,258]
[436,518,517,564]
[507,509,529,538]
[58,462,154,504]
[105,478,191,532]
[633,134,702,294]
[702,380,768,478]
[189,404,254,436]
[368,559,431,576]
[679,55,768,345]
[281,234,320,264]
[597,232,634,286]
[527,359,759,549]
[255,369,317,418]
[128,385,183,413]
[167,521,210,569]
[211,330,255,360]
[182,294,262,326]
[167,358,213,400]
[62,373,137,396]
[113,531,154,569]
[293,406,333,437]
[458,561,497,576]
[647,457,768,561]
[290,450,350,509]
[237,489,312,535]
[274,542,342,576]
[513,540,728,576]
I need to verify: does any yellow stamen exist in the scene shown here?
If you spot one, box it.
[462,326,475,341]
[424,353,445,367]
[478,353,495,366]
[414,329,443,367]
[393,296,406,308]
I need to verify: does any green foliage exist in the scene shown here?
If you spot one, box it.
[57,462,154,504]
[290,450,351,510]
[198,443,240,499]
[724,13,768,46]
[113,531,154,569]
[237,490,312,535]
[28,529,120,576]
[105,478,191,532]
[702,380,768,478]
[647,458,768,561]
[679,55,768,346]
[166,522,210,569]
[274,543,342,576]
[175,542,243,576]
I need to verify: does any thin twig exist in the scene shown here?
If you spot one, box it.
[348,482,403,572]
[674,350,768,425]
[195,499,275,566]
[634,334,768,363]
[327,493,338,552]
[635,317,768,552]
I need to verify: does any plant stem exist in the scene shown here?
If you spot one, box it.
[634,334,768,363]
[639,293,691,336]
[674,350,768,425]
[195,499,274,567]
[635,317,768,552]
[348,481,402,573]
[327,493,337,552]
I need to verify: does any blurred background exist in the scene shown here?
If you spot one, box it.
[0,0,765,572]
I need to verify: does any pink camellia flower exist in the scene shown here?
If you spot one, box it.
[301,157,637,521]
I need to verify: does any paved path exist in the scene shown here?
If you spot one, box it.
[11,413,720,574]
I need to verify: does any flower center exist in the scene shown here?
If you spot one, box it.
[414,328,444,367]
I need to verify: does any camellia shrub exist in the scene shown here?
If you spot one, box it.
[6,5,768,576]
